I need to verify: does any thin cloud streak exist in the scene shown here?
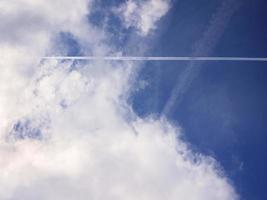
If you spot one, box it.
[42,56,267,61]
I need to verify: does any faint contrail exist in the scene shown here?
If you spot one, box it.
[160,0,242,117]
[42,56,267,61]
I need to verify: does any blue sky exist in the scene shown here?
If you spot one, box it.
[131,0,267,199]
[1,0,266,199]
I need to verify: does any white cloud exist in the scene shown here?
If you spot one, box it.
[0,0,238,200]
[117,0,170,36]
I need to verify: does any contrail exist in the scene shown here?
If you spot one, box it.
[42,56,267,61]
[160,0,242,117]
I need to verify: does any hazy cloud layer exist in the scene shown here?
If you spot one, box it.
[0,0,238,199]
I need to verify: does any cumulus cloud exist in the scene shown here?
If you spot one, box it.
[0,0,238,200]
[117,0,170,36]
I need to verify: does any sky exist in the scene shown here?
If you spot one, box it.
[0,0,266,200]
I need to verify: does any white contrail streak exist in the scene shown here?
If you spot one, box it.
[42,56,267,61]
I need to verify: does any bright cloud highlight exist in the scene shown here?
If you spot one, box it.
[117,0,170,36]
